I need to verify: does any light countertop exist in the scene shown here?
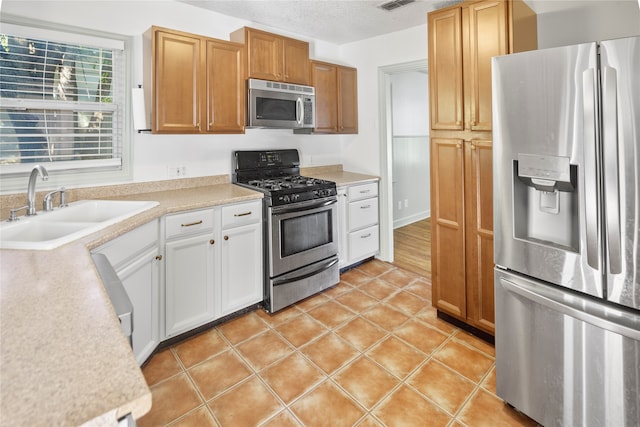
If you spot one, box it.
[0,168,375,426]
[0,180,262,427]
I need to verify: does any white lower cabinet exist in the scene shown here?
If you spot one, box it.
[220,202,263,316]
[164,223,217,338]
[163,200,262,339]
[91,220,161,365]
[338,181,380,268]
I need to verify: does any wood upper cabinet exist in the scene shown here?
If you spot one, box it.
[231,27,310,84]
[310,60,358,134]
[205,39,244,133]
[153,30,203,133]
[428,0,536,132]
[428,0,536,336]
[428,7,463,130]
[147,26,244,134]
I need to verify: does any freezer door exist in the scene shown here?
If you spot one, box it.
[495,269,640,427]
[492,43,603,298]
[600,36,640,311]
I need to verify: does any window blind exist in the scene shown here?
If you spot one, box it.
[0,26,124,168]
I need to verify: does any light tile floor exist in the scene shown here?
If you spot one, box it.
[139,259,537,427]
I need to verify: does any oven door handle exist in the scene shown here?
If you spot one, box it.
[273,257,339,287]
[271,198,337,215]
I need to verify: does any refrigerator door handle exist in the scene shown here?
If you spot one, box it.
[582,68,600,270]
[499,277,640,341]
[601,66,622,274]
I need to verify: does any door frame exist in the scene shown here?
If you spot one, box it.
[377,59,429,263]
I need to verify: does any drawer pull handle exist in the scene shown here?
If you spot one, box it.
[234,211,252,217]
[181,220,203,227]
[359,189,371,194]
[155,255,163,261]
[360,205,371,209]
[361,233,372,238]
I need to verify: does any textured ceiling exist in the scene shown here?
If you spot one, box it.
[178,0,601,45]
[179,0,463,44]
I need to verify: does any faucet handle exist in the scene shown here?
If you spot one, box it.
[8,206,28,221]
[43,188,67,212]
[59,188,67,208]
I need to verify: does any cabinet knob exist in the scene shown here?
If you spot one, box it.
[224,235,229,241]
[470,143,476,150]
[210,239,215,245]
[155,255,163,261]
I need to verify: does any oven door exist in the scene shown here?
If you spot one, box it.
[269,197,338,277]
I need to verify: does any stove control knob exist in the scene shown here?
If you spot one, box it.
[283,195,290,203]
[291,194,299,202]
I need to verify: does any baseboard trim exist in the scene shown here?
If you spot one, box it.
[436,310,495,345]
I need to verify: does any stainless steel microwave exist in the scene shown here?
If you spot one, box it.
[247,78,315,129]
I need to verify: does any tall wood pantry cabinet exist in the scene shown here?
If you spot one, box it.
[145,26,245,134]
[428,0,537,336]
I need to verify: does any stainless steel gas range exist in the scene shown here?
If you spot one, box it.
[232,149,340,312]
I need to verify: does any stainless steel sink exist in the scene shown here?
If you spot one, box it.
[0,200,159,250]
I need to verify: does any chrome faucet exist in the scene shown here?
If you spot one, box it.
[26,165,49,216]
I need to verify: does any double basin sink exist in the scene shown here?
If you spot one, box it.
[0,200,159,250]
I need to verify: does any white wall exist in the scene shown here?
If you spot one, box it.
[390,71,430,228]
[534,1,640,48]
[1,0,346,186]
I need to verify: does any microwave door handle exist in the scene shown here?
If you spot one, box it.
[297,97,303,126]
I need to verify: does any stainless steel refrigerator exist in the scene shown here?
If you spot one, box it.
[492,36,640,426]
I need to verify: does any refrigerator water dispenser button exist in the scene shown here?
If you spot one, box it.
[539,191,560,214]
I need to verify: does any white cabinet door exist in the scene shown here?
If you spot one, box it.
[165,233,216,337]
[220,221,262,316]
[337,187,349,268]
[117,246,160,365]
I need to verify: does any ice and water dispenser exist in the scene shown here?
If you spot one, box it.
[513,154,579,251]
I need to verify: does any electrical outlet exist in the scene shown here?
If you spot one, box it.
[167,165,186,178]
[398,201,402,210]
[404,199,409,208]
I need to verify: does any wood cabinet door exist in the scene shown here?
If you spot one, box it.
[430,137,466,319]
[310,61,338,133]
[154,30,202,133]
[246,29,283,81]
[337,66,358,134]
[205,40,245,133]
[464,139,495,334]
[428,7,463,130]
[283,38,310,84]
[466,0,507,131]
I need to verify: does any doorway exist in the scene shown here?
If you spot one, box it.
[378,60,431,278]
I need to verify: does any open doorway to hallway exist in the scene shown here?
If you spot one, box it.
[379,61,431,279]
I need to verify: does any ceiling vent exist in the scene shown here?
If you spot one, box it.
[379,0,416,12]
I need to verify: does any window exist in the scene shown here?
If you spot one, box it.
[0,23,126,176]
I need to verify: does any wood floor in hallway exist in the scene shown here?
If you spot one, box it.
[393,218,431,279]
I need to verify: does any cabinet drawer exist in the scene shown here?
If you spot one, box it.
[347,182,378,201]
[165,208,214,239]
[222,200,262,229]
[93,220,158,269]
[348,225,379,262]
[348,197,378,231]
